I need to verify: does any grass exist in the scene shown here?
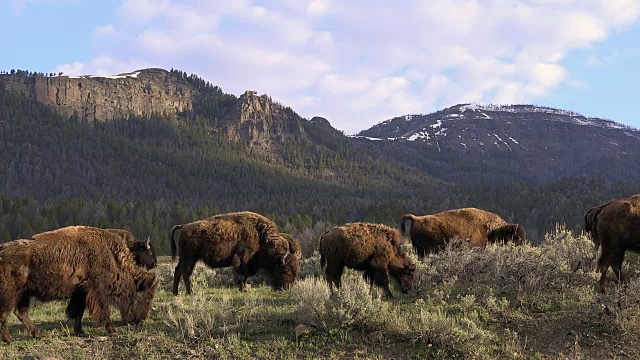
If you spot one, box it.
[4,225,640,359]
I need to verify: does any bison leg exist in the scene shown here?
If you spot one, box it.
[180,260,197,295]
[369,266,393,298]
[1,307,14,344]
[611,250,626,285]
[232,251,253,292]
[324,262,345,290]
[0,294,18,343]
[66,289,87,336]
[86,286,115,334]
[1,313,13,344]
[173,259,196,295]
[13,294,41,338]
[597,247,625,294]
[172,261,183,295]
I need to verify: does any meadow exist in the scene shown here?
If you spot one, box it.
[3,225,640,359]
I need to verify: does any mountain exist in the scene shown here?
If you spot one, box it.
[0,69,453,228]
[0,68,639,247]
[357,103,640,184]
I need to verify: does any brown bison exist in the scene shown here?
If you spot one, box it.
[0,228,157,343]
[170,211,299,295]
[319,222,415,298]
[401,207,526,257]
[29,226,158,335]
[589,194,640,293]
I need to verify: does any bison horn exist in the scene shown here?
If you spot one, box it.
[146,237,151,250]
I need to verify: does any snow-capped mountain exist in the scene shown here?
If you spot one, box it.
[356,103,640,183]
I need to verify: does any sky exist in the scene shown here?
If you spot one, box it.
[1,0,640,134]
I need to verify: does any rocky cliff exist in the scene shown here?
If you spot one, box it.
[0,68,195,122]
[220,90,307,152]
[0,68,318,159]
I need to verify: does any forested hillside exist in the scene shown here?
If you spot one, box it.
[1,70,639,251]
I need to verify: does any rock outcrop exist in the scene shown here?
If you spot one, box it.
[220,90,307,152]
[0,68,195,122]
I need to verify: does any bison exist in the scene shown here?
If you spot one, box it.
[588,194,640,293]
[319,222,415,298]
[170,211,299,295]
[29,226,158,335]
[401,207,526,257]
[0,228,157,343]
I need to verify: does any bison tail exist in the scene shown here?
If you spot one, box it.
[400,214,415,235]
[169,225,183,263]
[318,233,327,270]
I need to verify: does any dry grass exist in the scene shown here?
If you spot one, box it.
[4,226,640,359]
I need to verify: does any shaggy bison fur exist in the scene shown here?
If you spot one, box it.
[280,232,303,259]
[30,226,158,335]
[0,228,157,343]
[401,207,526,257]
[170,211,299,294]
[319,222,415,298]
[589,194,640,293]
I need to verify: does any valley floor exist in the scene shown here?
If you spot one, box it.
[4,228,640,360]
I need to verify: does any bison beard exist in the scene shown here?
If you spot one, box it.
[0,228,157,343]
[169,211,299,295]
[319,222,416,298]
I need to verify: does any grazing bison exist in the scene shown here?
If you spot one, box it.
[0,228,157,343]
[170,211,299,295]
[589,194,640,293]
[30,226,158,335]
[401,208,526,257]
[319,222,415,298]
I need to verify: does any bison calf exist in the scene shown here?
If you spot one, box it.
[401,207,526,257]
[319,222,415,298]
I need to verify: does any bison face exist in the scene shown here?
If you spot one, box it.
[130,238,157,270]
[120,277,159,324]
[488,224,527,245]
[390,258,416,293]
[270,253,300,291]
[511,225,527,245]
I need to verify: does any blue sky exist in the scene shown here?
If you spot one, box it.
[1,0,639,134]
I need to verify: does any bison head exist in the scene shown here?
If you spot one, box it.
[488,224,527,245]
[270,251,300,290]
[389,255,416,293]
[120,274,159,324]
[129,238,157,270]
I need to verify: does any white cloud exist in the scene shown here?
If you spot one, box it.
[55,62,84,76]
[56,0,640,133]
[95,24,116,36]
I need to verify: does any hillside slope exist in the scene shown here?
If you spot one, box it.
[358,104,640,183]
